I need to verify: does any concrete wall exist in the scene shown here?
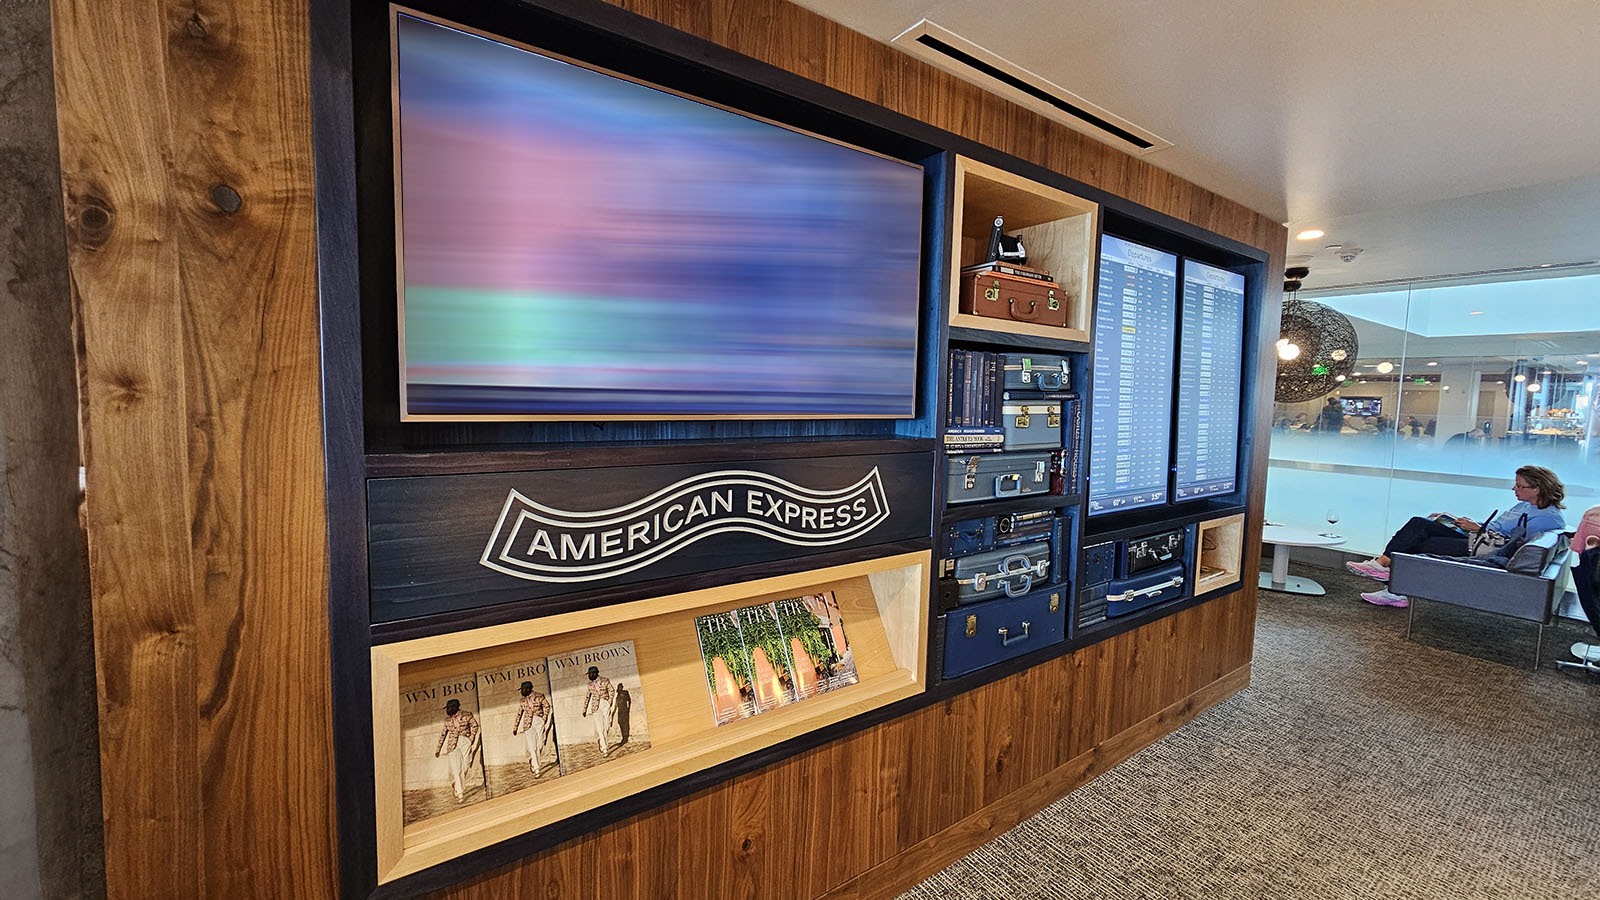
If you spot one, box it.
[0,0,105,897]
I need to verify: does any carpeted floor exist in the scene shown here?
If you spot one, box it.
[899,560,1600,900]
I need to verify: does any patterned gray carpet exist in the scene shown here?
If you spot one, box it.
[899,561,1600,900]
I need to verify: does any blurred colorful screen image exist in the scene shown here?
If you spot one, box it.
[393,13,925,419]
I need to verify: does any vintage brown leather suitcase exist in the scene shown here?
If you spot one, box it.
[958,270,1068,327]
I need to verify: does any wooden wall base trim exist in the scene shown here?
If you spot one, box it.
[817,662,1253,900]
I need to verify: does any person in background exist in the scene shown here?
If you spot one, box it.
[1317,397,1344,433]
[1570,505,1600,665]
[1346,465,1567,607]
[1405,416,1423,437]
[1424,419,1437,436]
[1292,412,1310,430]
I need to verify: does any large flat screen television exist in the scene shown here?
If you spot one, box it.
[1087,235,1178,516]
[1174,260,1246,499]
[392,11,925,420]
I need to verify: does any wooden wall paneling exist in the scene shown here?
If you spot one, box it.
[53,0,336,897]
[51,0,1285,896]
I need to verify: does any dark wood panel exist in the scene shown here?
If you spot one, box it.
[367,453,933,622]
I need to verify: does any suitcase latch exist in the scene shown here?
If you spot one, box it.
[1049,592,1060,613]
[1047,290,1060,311]
[985,282,1000,301]
[1033,460,1048,483]
[1048,410,1061,428]
[964,456,980,490]
[965,615,978,638]
[1014,411,1030,429]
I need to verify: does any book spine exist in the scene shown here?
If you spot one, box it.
[960,262,1055,282]
[984,352,1001,428]
[962,351,977,427]
[1065,399,1082,489]
[946,351,962,427]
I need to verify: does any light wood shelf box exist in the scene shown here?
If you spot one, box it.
[948,155,1099,343]
[1193,514,1245,594]
[370,551,931,883]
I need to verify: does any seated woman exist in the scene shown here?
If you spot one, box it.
[1346,465,1567,608]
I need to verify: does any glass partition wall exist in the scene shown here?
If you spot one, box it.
[1265,270,1600,556]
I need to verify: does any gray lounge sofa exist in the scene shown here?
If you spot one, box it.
[1389,531,1572,669]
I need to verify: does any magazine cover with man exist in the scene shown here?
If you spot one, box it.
[547,640,651,775]
[398,672,487,825]
[476,658,562,798]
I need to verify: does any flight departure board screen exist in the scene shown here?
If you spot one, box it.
[1088,235,1178,516]
[1174,260,1246,499]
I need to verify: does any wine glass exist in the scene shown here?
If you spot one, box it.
[1321,509,1341,538]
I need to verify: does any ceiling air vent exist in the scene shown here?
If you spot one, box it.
[891,20,1172,157]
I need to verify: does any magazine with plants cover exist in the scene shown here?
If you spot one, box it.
[771,592,857,699]
[694,610,759,726]
[734,602,799,713]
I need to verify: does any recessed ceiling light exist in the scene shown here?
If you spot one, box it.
[1442,385,1451,391]
[1426,361,1438,366]
[1540,263,1552,268]
[1335,374,1346,382]
[1296,229,1325,241]
[1542,370,1552,375]
[1376,362,1394,374]
[1529,383,1542,393]
[1514,374,1527,382]
[1468,311,1484,316]
[1496,380,1504,384]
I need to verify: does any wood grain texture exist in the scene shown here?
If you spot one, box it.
[52,0,336,897]
[52,0,1283,896]
[432,593,1259,900]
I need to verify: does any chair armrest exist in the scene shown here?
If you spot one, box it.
[1390,553,1559,622]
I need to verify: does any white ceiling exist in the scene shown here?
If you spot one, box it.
[793,0,1600,289]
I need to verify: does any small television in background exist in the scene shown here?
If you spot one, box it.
[392,11,925,421]
[1340,397,1382,417]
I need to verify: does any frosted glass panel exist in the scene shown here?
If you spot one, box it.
[1266,273,1600,556]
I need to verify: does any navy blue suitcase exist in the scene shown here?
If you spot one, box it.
[1104,562,1186,618]
[941,587,1067,678]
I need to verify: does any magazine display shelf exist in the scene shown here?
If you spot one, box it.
[948,155,1099,344]
[369,551,930,883]
[1193,514,1246,594]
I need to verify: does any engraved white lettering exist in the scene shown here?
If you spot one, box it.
[527,529,556,559]
[559,531,595,561]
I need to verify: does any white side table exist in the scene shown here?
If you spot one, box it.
[1260,523,1346,596]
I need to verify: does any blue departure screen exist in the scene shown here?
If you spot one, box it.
[1175,261,1246,499]
[1088,236,1178,516]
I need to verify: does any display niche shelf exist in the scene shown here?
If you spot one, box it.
[1193,513,1246,595]
[369,552,929,884]
[948,155,1099,343]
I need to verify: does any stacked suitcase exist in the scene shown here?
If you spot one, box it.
[939,352,1078,679]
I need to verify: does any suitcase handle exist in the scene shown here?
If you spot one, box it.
[1035,371,1063,390]
[998,621,1032,647]
[999,552,1043,597]
[1107,575,1184,602]
[994,473,1022,497]
[1009,297,1041,321]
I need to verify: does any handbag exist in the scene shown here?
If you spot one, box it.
[1471,513,1526,557]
